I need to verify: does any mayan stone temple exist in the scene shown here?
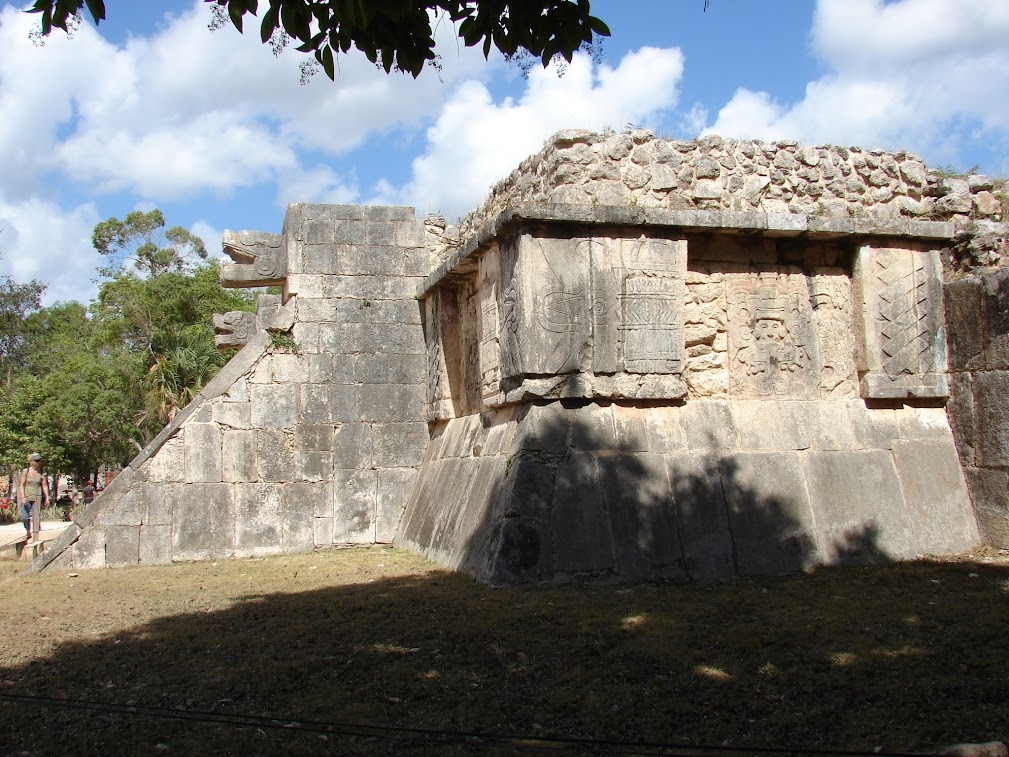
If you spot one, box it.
[31,130,1009,582]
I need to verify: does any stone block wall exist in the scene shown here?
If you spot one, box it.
[400,202,980,582]
[31,131,1007,581]
[399,401,977,583]
[945,267,1009,546]
[35,204,429,572]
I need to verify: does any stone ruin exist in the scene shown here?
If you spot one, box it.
[31,130,1009,582]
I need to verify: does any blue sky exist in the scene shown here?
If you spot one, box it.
[1,0,1007,305]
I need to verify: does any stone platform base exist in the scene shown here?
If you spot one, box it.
[395,400,980,583]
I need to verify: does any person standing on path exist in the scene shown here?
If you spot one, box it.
[82,479,96,506]
[18,453,49,542]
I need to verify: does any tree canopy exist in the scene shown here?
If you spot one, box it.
[92,209,208,278]
[0,266,46,388]
[0,213,255,484]
[29,0,610,79]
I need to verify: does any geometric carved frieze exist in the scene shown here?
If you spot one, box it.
[220,230,287,288]
[593,237,686,376]
[728,272,819,398]
[622,242,686,374]
[854,245,948,399]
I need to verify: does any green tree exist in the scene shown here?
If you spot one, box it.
[141,326,221,429]
[0,264,46,388]
[1,302,138,485]
[17,300,91,378]
[29,0,610,79]
[89,212,255,443]
[93,259,253,358]
[1,214,253,490]
[92,209,207,277]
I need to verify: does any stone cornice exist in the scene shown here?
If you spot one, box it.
[419,203,956,297]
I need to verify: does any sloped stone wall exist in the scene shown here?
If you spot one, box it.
[34,204,429,572]
[945,267,1009,547]
[399,401,977,584]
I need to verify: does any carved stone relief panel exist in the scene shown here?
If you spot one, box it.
[459,277,483,417]
[617,238,686,375]
[498,234,592,387]
[478,250,502,406]
[728,272,819,398]
[423,276,482,420]
[423,292,453,421]
[809,272,858,398]
[854,245,947,399]
[494,233,687,404]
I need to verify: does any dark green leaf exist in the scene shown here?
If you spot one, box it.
[228,0,244,32]
[83,0,105,23]
[321,45,335,79]
[260,3,279,41]
[588,15,610,37]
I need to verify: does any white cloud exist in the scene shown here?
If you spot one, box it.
[0,1,492,203]
[813,0,1009,73]
[190,220,223,263]
[705,0,1009,169]
[399,46,685,218]
[274,166,359,207]
[0,0,496,298]
[0,199,102,306]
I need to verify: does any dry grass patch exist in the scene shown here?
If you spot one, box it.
[1,547,1007,755]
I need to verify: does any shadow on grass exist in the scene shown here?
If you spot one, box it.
[2,554,1008,756]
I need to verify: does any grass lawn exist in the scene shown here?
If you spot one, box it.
[1,546,1007,756]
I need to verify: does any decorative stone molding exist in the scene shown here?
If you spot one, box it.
[854,245,948,399]
[212,295,298,351]
[220,230,287,288]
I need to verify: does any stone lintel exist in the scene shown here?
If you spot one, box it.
[419,203,959,298]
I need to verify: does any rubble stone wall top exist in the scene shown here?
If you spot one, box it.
[442,130,1006,269]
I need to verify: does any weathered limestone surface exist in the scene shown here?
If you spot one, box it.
[396,401,977,583]
[854,244,948,399]
[402,130,995,581]
[35,204,429,572]
[451,130,1006,255]
[945,267,1009,546]
[34,130,1005,579]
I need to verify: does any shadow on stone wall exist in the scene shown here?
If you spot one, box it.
[448,404,889,585]
[2,557,1006,755]
[945,267,1009,547]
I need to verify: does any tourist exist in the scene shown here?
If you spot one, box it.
[82,479,96,506]
[18,453,50,542]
